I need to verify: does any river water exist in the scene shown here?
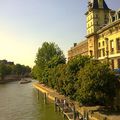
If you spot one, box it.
[0,81,63,120]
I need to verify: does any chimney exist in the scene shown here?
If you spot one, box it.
[74,43,77,47]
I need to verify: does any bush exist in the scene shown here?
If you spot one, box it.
[76,60,117,106]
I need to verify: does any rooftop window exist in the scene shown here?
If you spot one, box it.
[112,16,115,22]
[119,13,120,19]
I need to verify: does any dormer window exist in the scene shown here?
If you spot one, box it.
[119,13,120,19]
[112,16,115,22]
[105,15,107,19]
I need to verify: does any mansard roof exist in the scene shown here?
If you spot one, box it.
[92,0,99,9]
[92,0,109,10]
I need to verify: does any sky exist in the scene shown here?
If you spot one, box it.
[0,0,119,67]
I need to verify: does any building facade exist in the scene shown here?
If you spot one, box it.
[68,40,88,60]
[68,0,120,70]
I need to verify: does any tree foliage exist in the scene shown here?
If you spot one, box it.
[66,55,91,74]
[0,63,10,80]
[0,60,31,80]
[33,42,66,81]
[32,42,118,106]
[76,60,117,105]
[35,42,65,67]
[64,55,91,99]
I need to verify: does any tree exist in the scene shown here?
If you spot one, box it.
[47,55,66,68]
[34,42,66,81]
[41,56,66,86]
[12,64,31,76]
[0,63,11,80]
[32,65,42,79]
[0,59,31,80]
[51,64,66,94]
[76,60,117,106]
[63,55,91,99]
[24,66,31,76]
[13,64,23,75]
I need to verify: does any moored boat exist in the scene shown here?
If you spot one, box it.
[19,78,31,84]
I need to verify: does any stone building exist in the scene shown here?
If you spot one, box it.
[68,40,88,60]
[68,0,120,70]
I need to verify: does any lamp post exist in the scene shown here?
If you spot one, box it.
[105,38,109,62]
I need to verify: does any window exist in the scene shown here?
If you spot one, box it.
[116,38,120,52]
[110,40,114,54]
[98,49,101,57]
[102,41,104,46]
[90,50,93,56]
[102,48,105,56]
[109,29,112,34]
[119,13,120,19]
[98,42,101,47]
[105,15,107,19]
[102,34,104,38]
[96,21,99,25]
[118,59,120,68]
[112,16,115,22]
[111,60,114,70]
[115,15,118,20]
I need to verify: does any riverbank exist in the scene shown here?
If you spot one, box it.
[0,75,21,84]
[33,82,120,120]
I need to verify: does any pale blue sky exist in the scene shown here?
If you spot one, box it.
[0,0,119,67]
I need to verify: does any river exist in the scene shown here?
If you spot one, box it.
[0,81,63,120]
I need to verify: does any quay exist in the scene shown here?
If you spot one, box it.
[33,82,115,120]
[33,83,83,120]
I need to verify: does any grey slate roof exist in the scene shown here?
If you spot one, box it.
[92,0,109,10]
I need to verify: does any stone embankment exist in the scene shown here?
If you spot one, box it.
[33,82,120,120]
